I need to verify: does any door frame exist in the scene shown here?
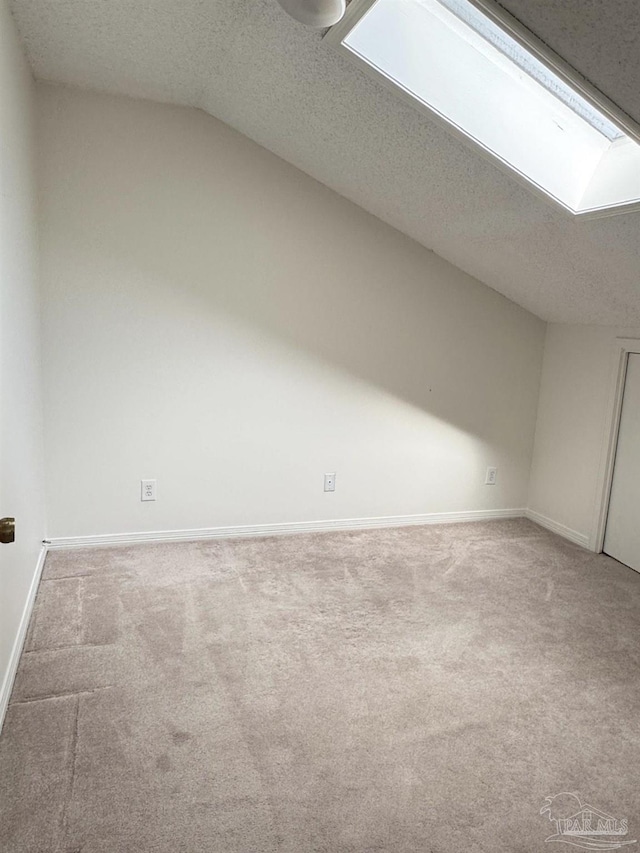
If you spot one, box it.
[591,338,640,553]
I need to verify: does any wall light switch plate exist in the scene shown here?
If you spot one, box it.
[324,473,336,492]
[485,467,498,486]
[141,479,157,501]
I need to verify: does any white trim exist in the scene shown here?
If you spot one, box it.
[46,508,525,550]
[590,338,640,553]
[525,509,590,549]
[0,545,48,733]
[324,0,640,219]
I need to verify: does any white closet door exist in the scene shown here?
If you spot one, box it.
[604,353,640,572]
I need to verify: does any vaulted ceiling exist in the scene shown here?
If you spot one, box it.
[10,0,640,324]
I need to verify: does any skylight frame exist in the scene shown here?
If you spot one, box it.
[325,0,640,219]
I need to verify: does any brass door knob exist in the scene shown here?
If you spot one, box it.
[0,517,15,544]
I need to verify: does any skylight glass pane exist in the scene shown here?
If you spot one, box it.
[331,0,640,215]
[436,0,624,141]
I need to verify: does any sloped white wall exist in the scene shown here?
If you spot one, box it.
[0,0,46,718]
[38,84,545,540]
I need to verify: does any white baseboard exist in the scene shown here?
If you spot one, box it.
[525,509,591,549]
[0,544,48,733]
[46,508,526,549]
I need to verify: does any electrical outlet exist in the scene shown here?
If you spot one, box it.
[324,473,336,492]
[141,479,157,501]
[485,467,497,486]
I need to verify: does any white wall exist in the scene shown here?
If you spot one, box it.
[0,1,46,715]
[38,84,545,539]
[528,323,640,546]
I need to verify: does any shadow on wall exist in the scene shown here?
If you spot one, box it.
[38,86,545,531]
[43,88,542,435]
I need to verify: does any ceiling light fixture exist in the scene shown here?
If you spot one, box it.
[276,0,346,28]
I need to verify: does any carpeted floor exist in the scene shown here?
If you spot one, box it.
[1,519,640,852]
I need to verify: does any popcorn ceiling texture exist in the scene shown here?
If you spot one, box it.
[8,0,640,324]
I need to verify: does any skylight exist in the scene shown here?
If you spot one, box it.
[326,0,640,217]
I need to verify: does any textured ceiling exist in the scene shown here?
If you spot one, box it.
[9,0,640,324]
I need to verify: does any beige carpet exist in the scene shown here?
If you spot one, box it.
[1,519,640,852]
